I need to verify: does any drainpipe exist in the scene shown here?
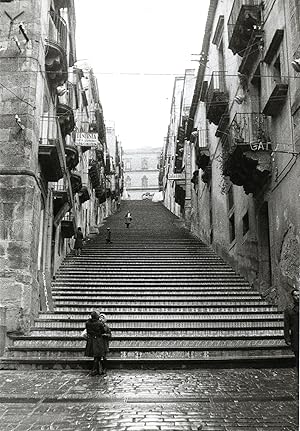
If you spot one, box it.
[40,189,54,312]
[53,224,60,276]
[184,140,192,229]
[0,307,7,356]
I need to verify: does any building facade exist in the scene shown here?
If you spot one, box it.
[123,147,161,200]
[161,0,300,309]
[0,0,122,333]
[161,69,196,218]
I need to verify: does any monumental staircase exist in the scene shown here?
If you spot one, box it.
[0,201,293,369]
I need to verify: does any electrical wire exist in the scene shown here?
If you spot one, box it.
[0,81,36,109]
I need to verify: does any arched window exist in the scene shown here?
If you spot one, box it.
[142,175,148,188]
[141,158,148,169]
[125,176,131,188]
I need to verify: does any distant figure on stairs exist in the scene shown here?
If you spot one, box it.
[73,227,84,256]
[106,227,112,244]
[116,197,121,212]
[98,313,112,374]
[284,287,299,372]
[85,311,106,376]
[125,211,132,228]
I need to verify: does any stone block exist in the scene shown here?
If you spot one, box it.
[7,242,30,270]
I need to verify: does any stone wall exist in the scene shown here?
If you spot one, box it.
[0,0,44,332]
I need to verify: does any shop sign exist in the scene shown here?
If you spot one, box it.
[249,141,271,151]
[75,132,99,147]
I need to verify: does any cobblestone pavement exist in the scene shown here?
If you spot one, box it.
[0,368,298,431]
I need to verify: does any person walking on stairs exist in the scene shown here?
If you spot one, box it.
[84,311,106,376]
[125,211,132,228]
[73,227,84,256]
[98,313,112,374]
[284,287,299,372]
[106,227,112,244]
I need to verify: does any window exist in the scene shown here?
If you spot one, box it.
[141,158,148,169]
[227,186,234,211]
[273,55,281,82]
[243,211,250,236]
[125,176,131,188]
[141,175,148,188]
[229,213,235,243]
[125,160,131,171]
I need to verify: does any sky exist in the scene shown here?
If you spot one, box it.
[74,0,210,150]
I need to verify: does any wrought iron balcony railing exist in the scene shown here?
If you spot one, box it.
[48,10,67,53]
[228,113,272,151]
[206,72,228,125]
[228,0,262,56]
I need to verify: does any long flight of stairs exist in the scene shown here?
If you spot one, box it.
[0,201,293,369]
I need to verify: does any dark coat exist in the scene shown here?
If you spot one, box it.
[284,304,299,353]
[102,323,112,355]
[84,319,106,358]
[74,230,84,249]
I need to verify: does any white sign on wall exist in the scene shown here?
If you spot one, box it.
[75,132,99,147]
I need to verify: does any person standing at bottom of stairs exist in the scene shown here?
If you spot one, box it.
[98,313,112,375]
[284,287,299,372]
[85,311,106,376]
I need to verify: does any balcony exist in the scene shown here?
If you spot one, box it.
[38,116,64,182]
[262,81,288,116]
[89,162,101,189]
[45,10,68,88]
[238,29,263,76]
[78,185,90,204]
[53,184,69,218]
[191,170,199,189]
[61,213,75,238]
[201,163,212,184]
[57,103,75,139]
[196,149,210,171]
[228,0,262,56]
[224,113,272,194]
[70,172,82,194]
[206,72,229,126]
[216,113,230,138]
[175,184,185,209]
[95,186,106,203]
[65,144,79,170]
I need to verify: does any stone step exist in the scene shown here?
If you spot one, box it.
[0,354,294,371]
[6,335,287,349]
[53,300,272,307]
[10,335,287,346]
[38,312,283,320]
[5,344,290,360]
[6,347,289,360]
[29,330,283,339]
[60,262,231,267]
[53,295,263,302]
[52,282,251,288]
[51,286,253,293]
[33,320,283,329]
[1,353,294,370]
[54,273,243,279]
[61,257,224,262]
[51,305,279,313]
[52,291,257,297]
